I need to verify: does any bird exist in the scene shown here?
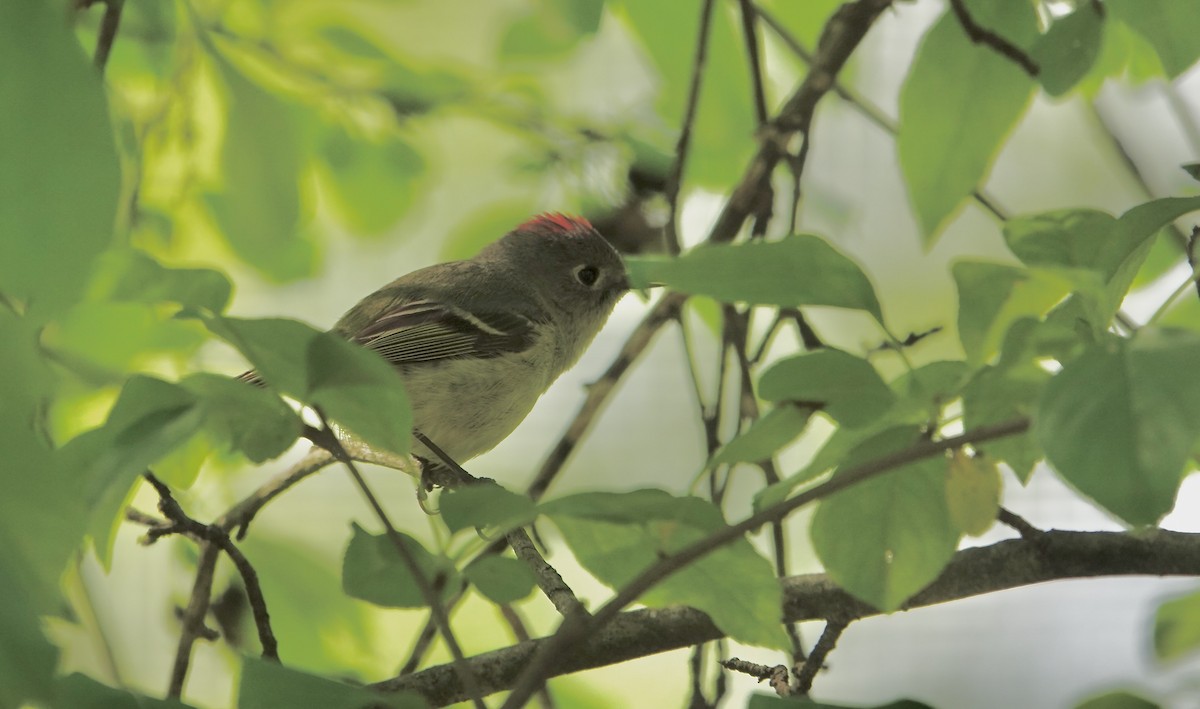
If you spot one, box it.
[249,213,629,482]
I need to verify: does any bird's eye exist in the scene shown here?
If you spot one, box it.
[575,265,600,287]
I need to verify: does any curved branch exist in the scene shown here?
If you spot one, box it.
[376,528,1200,705]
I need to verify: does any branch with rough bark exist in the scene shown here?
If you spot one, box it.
[375,528,1200,705]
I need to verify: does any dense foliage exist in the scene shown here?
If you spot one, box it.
[4,0,1200,707]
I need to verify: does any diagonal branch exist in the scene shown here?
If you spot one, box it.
[946,0,1038,77]
[377,528,1200,705]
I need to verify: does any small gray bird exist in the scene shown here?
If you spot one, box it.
[312,213,628,475]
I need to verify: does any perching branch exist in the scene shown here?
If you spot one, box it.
[133,474,278,663]
[794,617,849,694]
[499,417,1029,708]
[946,0,1039,77]
[377,528,1200,705]
[664,0,716,255]
[720,657,791,697]
[304,419,487,709]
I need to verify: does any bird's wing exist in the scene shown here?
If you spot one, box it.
[351,299,539,365]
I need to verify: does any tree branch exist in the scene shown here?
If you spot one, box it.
[376,528,1200,705]
[946,0,1038,77]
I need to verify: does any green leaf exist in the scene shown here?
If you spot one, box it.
[945,451,1001,536]
[305,331,412,455]
[1106,0,1200,78]
[810,427,961,610]
[440,484,538,534]
[1031,2,1104,96]
[614,0,755,189]
[342,523,458,608]
[758,349,895,427]
[464,556,536,604]
[239,656,422,709]
[546,490,789,650]
[206,51,316,282]
[1074,690,1161,709]
[899,0,1037,242]
[53,673,194,708]
[181,373,302,463]
[202,316,412,455]
[1183,163,1200,183]
[627,235,883,321]
[712,405,814,466]
[46,302,208,379]
[66,376,206,564]
[501,0,606,59]
[318,127,424,236]
[0,0,121,320]
[1038,329,1200,526]
[952,260,1072,364]
[0,547,58,708]
[962,362,1048,482]
[88,249,232,313]
[1155,588,1200,662]
[236,535,378,674]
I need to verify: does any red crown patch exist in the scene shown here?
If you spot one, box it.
[519,212,592,233]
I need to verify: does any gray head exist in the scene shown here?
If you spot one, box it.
[479,213,629,317]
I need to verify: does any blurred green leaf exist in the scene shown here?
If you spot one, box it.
[88,249,232,313]
[442,201,540,261]
[181,373,302,463]
[1184,163,1200,182]
[46,302,208,380]
[614,0,755,189]
[1038,329,1200,526]
[440,484,538,534]
[239,535,377,675]
[811,427,960,610]
[464,555,536,605]
[1074,690,1161,709]
[501,0,606,59]
[0,0,120,320]
[627,236,883,320]
[201,316,412,455]
[899,0,1037,242]
[65,375,206,564]
[712,405,814,466]
[1031,1,1104,96]
[53,673,194,708]
[1155,588,1200,662]
[239,656,422,709]
[318,127,424,236]
[0,546,57,709]
[206,50,316,282]
[952,260,1072,364]
[1105,0,1200,78]
[945,451,1001,536]
[547,490,789,650]
[342,523,459,608]
[758,349,894,427]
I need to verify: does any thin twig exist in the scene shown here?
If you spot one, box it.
[998,506,1043,540]
[138,474,279,663]
[306,420,487,709]
[753,3,1008,223]
[687,644,710,709]
[499,417,1029,708]
[498,606,558,709]
[1190,227,1200,302]
[946,0,1038,77]
[76,0,125,73]
[794,617,850,694]
[527,292,685,501]
[720,657,791,697]
[664,0,718,255]
[399,586,467,676]
[168,543,219,699]
[737,0,770,126]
